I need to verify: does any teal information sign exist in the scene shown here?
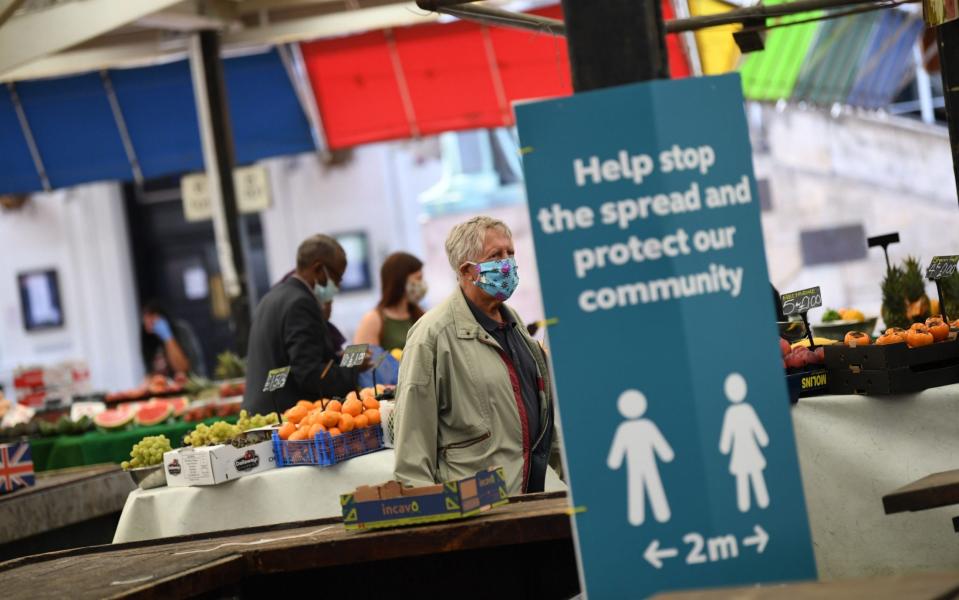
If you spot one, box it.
[515,74,816,598]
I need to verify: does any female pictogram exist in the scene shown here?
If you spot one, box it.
[719,373,770,512]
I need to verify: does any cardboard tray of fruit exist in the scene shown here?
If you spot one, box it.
[823,319,959,395]
[828,363,959,395]
[824,322,959,371]
[825,338,959,371]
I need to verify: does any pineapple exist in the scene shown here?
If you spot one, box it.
[881,257,931,330]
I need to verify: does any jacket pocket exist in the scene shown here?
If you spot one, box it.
[440,431,491,461]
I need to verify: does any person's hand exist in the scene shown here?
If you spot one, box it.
[152,317,174,342]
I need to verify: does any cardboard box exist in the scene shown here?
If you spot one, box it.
[0,440,35,495]
[341,466,509,530]
[163,439,276,487]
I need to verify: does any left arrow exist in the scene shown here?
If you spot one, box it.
[644,539,679,569]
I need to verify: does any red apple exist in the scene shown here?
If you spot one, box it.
[784,350,806,369]
[779,338,791,357]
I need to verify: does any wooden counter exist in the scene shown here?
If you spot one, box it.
[0,464,133,545]
[0,492,578,599]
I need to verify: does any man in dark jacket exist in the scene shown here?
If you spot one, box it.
[243,235,364,415]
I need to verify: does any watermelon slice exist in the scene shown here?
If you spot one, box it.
[94,403,137,430]
[134,399,174,427]
[168,396,189,418]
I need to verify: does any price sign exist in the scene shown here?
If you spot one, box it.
[780,287,822,317]
[262,366,291,393]
[341,344,369,368]
[927,256,959,280]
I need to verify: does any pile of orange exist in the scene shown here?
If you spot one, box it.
[873,317,955,348]
[278,387,381,441]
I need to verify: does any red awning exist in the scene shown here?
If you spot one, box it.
[301,4,691,149]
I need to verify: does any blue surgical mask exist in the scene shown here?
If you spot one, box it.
[470,257,519,301]
[313,267,339,304]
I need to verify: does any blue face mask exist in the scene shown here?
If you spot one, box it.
[470,257,519,301]
[313,267,339,304]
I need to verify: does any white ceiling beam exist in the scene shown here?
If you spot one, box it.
[0,38,190,82]
[0,0,185,75]
[0,1,436,82]
[237,0,346,12]
[134,11,227,32]
[133,0,239,31]
[0,0,27,28]
[225,2,436,46]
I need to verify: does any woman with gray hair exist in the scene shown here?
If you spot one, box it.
[393,216,560,495]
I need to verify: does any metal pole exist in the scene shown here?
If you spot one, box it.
[561,0,669,90]
[189,30,251,353]
[938,19,959,205]
[7,82,51,192]
[430,0,913,36]
[101,70,144,186]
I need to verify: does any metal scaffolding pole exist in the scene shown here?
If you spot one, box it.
[189,30,251,353]
[419,0,915,36]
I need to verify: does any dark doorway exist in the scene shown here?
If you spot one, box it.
[124,176,271,377]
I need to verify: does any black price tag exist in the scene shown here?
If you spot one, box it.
[781,286,822,317]
[341,344,369,368]
[262,366,291,393]
[927,256,959,280]
[867,233,899,248]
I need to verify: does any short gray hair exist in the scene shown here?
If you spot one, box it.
[445,216,512,272]
[296,234,343,270]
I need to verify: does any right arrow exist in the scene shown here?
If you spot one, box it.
[743,524,769,554]
[643,539,679,569]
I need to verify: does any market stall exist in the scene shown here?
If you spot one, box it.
[113,448,566,543]
[101,384,959,580]
[1,371,246,472]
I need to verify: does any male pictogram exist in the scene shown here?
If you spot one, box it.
[608,389,674,525]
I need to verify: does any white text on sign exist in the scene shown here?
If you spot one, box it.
[644,525,769,569]
[538,177,752,235]
[573,145,717,187]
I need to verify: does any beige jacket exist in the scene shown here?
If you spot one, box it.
[393,290,558,495]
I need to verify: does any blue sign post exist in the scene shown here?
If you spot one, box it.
[515,74,816,598]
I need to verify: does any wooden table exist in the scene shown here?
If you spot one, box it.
[883,469,959,515]
[0,464,134,546]
[0,493,579,600]
[652,571,959,599]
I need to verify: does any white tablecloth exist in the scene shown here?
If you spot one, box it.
[792,386,959,580]
[113,449,566,543]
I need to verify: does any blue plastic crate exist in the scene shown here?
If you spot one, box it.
[272,425,384,467]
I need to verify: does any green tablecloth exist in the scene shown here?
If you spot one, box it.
[29,417,237,472]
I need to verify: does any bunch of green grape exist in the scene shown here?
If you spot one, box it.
[236,410,279,431]
[121,435,172,470]
[183,420,241,447]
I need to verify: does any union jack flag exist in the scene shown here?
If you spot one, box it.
[0,442,35,494]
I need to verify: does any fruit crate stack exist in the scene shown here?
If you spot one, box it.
[825,337,959,395]
[272,425,384,467]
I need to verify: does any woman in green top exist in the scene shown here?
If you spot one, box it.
[354,252,428,351]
